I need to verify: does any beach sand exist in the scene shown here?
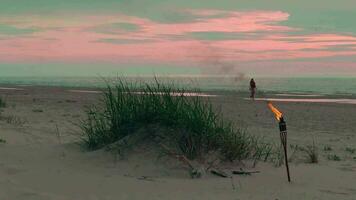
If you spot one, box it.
[0,85,355,200]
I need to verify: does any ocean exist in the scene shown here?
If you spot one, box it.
[0,76,355,96]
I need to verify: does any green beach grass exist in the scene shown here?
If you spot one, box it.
[0,97,6,108]
[80,78,271,164]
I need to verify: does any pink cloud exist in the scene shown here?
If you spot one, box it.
[2,34,356,64]
[183,9,228,16]
[226,61,356,77]
[1,9,356,67]
[138,10,293,35]
[266,34,356,42]
[211,38,356,52]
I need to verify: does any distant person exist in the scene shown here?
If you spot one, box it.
[249,78,256,99]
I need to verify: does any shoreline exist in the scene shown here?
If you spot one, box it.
[1,76,356,97]
[1,84,356,104]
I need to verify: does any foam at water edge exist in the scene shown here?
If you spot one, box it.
[248,98,356,105]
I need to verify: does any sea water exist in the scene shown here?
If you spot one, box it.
[0,76,355,95]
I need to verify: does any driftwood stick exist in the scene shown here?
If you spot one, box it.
[55,124,61,144]
[210,169,230,178]
[232,170,260,175]
[137,176,155,182]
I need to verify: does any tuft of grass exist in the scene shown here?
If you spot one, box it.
[80,78,269,162]
[323,145,332,152]
[288,144,300,163]
[272,144,285,167]
[327,154,341,161]
[299,140,318,163]
[266,146,284,167]
[65,99,77,103]
[0,115,27,126]
[0,138,6,143]
[288,142,319,164]
[345,147,355,154]
[0,97,6,108]
[32,108,44,113]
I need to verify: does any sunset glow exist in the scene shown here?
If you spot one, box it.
[1,0,356,76]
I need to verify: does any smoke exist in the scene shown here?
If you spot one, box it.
[193,43,248,82]
[234,72,247,82]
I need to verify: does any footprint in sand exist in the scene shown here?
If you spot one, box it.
[15,192,49,200]
[0,164,26,175]
[338,164,356,172]
[319,189,350,196]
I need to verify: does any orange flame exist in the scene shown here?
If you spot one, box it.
[268,102,283,121]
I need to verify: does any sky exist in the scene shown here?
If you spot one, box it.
[1,0,356,77]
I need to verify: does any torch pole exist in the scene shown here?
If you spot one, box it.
[279,117,291,182]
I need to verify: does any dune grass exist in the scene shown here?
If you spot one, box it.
[300,142,318,163]
[80,78,270,162]
[345,147,355,154]
[0,97,6,108]
[327,154,341,161]
[0,115,27,126]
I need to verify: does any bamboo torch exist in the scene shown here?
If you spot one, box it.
[268,102,291,182]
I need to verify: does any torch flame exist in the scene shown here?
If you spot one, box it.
[268,102,283,121]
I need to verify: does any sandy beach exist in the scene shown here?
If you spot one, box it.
[0,85,356,200]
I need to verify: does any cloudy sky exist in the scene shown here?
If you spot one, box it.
[1,0,356,77]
